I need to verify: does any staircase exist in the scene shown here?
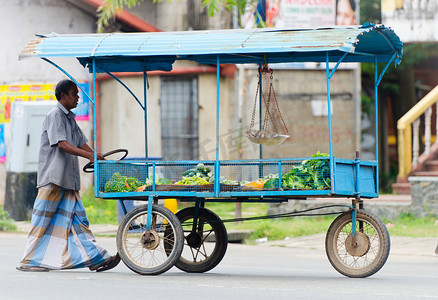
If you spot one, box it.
[393,85,438,194]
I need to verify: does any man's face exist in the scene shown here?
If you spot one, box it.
[62,85,79,111]
[336,0,356,25]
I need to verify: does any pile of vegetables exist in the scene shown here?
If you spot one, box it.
[179,164,240,185]
[104,152,330,192]
[145,176,172,185]
[181,163,213,182]
[264,152,331,190]
[176,164,211,185]
[219,177,239,185]
[175,175,210,185]
[104,172,145,192]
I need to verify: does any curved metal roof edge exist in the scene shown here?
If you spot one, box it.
[19,23,403,70]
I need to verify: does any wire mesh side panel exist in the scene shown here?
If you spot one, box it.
[219,158,331,192]
[99,161,150,193]
[99,161,216,193]
[278,158,331,190]
[99,157,331,194]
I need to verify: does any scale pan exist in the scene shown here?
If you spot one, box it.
[247,130,289,146]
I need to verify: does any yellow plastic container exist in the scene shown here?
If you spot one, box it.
[164,198,178,214]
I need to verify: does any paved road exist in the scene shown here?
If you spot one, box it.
[1,231,437,300]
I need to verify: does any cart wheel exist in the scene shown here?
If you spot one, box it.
[325,209,390,278]
[117,204,183,275]
[83,148,128,173]
[165,207,228,273]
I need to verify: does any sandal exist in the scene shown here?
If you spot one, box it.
[89,254,120,272]
[16,266,49,272]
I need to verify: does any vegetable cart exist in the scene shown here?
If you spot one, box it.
[21,23,403,277]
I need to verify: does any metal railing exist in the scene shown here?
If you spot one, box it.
[397,85,438,179]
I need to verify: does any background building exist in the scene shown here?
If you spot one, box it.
[1,0,360,211]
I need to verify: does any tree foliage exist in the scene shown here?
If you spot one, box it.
[200,0,260,28]
[97,0,144,32]
[359,0,381,24]
[97,0,260,32]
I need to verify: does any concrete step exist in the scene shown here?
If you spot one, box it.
[411,170,438,177]
[424,160,438,171]
[308,194,412,204]
[391,182,411,194]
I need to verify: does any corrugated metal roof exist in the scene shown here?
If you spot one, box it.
[20,23,402,72]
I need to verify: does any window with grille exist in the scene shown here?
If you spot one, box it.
[160,77,198,162]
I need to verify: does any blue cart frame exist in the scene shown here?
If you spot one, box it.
[21,23,403,277]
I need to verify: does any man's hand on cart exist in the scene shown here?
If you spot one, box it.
[83,149,128,173]
[79,143,104,162]
[87,152,105,162]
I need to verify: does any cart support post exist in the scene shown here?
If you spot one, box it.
[214,160,220,197]
[326,53,335,193]
[355,150,361,196]
[215,56,220,197]
[258,66,264,178]
[146,195,154,230]
[92,58,99,197]
[118,200,128,215]
[374,53,396,193]
[374,58,380,194]
[144,71,148,159]
[191,201,201,233]
[152,162,156,190]
[352,198,357,237]
[258,65,263,161]
[278,161,282,189]
[215,55,220,161]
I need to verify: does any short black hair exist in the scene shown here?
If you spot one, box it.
[349,0,356,11]
[336,0,356,13]
[55,79,76,101]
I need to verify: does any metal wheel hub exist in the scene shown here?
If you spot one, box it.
[186,232,202,248]
[140,230,160,250]
[345,232,370,257]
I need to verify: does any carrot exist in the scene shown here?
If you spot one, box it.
[135,185,147,192]
[244,181,265,189]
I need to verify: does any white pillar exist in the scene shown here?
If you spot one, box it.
[412,118,420,167]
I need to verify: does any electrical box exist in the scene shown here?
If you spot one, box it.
[7,101,57,173]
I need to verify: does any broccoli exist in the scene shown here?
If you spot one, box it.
[104,172,145,192]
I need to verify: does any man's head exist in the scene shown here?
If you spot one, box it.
[55,79,79,111]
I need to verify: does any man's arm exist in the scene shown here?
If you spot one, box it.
[57,141,104,161]
[80,143,105,161]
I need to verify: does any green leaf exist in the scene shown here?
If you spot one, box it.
[263,178,279,189]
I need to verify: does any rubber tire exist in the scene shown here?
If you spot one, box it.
[174,207,228,273]
[325,209,390,278]
[117,204,183,275]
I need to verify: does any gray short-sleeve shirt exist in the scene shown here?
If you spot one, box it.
[37,102,88,190]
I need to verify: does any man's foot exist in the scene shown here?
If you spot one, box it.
[16,266,49,272]
[89,254,121,272]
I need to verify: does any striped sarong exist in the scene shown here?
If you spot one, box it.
[20,184,111,270]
